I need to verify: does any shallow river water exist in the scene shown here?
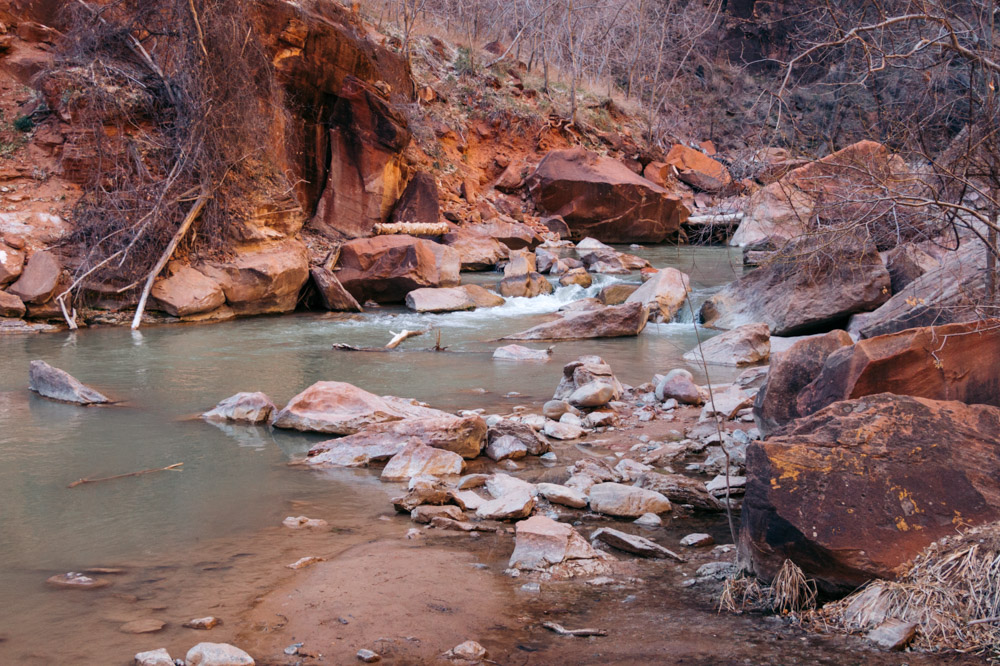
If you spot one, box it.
[0,245,747,662]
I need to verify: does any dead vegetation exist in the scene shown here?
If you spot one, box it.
[719,559,818,617]
[809,521,1000,657]
[46,0,290,306]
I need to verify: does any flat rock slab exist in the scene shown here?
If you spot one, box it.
[29,360,110,405]
[591,527,684,561]
[537,482,588,509]
[120,619,165,634]
[684,323,770,366]
[476,489,535,521]
[867,619,918,651]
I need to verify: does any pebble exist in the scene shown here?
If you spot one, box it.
[680,533,715,547]
[540,452,557,462]
[357,648,381,663]
[633,513,662,527]
[287,556,325,569]
[284,643,303,656]
[183,616,222,630]
[520,582,541,593]
[444,641,488,661]
[406,528,422,539]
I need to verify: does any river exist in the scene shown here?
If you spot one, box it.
[0,245,748,663]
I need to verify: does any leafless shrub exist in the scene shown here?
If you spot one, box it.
[48,0,290,297]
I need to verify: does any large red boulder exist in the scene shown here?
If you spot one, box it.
[528,147,689,243]
[740,394,1000,594]
[796,319,1000,416]
[335,235,459,303]
[6,250,61,304]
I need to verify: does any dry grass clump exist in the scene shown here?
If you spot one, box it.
[810,522,1000,657]
[720,559,817,617]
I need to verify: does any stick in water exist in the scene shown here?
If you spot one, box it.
[385,329,425,349]
[68,463,184,488]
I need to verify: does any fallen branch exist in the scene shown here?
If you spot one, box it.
[131,188,211,330]
[385,329,426,349]
[373,222,450,236]
[68,462,183,488]
[542,621,607,637]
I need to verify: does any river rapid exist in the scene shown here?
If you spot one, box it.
[0,245,747,663]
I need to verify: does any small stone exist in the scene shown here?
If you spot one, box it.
[537,482,588,509]
[134,648,173,666]
[282,516,328,529]
[46,572,109,589]
[680,533,715,547]
[520,582,541,593]
[499,459,521,471]
[120,619,166,634]
[357,648,381,662]
[540,452,557,462]
[633,513,662,527]
[286,556,325,570]
[184,616,222,630]
[411,504,464,524]
[406,528,422,539]
[544,420,583,440]
[444,640,488,661]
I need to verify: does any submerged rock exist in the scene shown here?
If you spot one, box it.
[185,642,255,666]
[741,394,1000,594]
[202,392,275,424]
[29,360,110,405]
[272,381,449,434]
[492,344,550,361]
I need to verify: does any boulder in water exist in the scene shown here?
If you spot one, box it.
[29,360,110,405]
[498,272,552,298]
[310,267,363,312]
[202,392,275,424]
[492,344,550,361]
[199,240,309,316]
[588,482,671,517]
[505,302,648,340]
[335,235,459,303]
[625,267,690,322]
[405,286,476,313]
[272,381,449,434]
[683,323,770,366]
[441,228,507,271]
